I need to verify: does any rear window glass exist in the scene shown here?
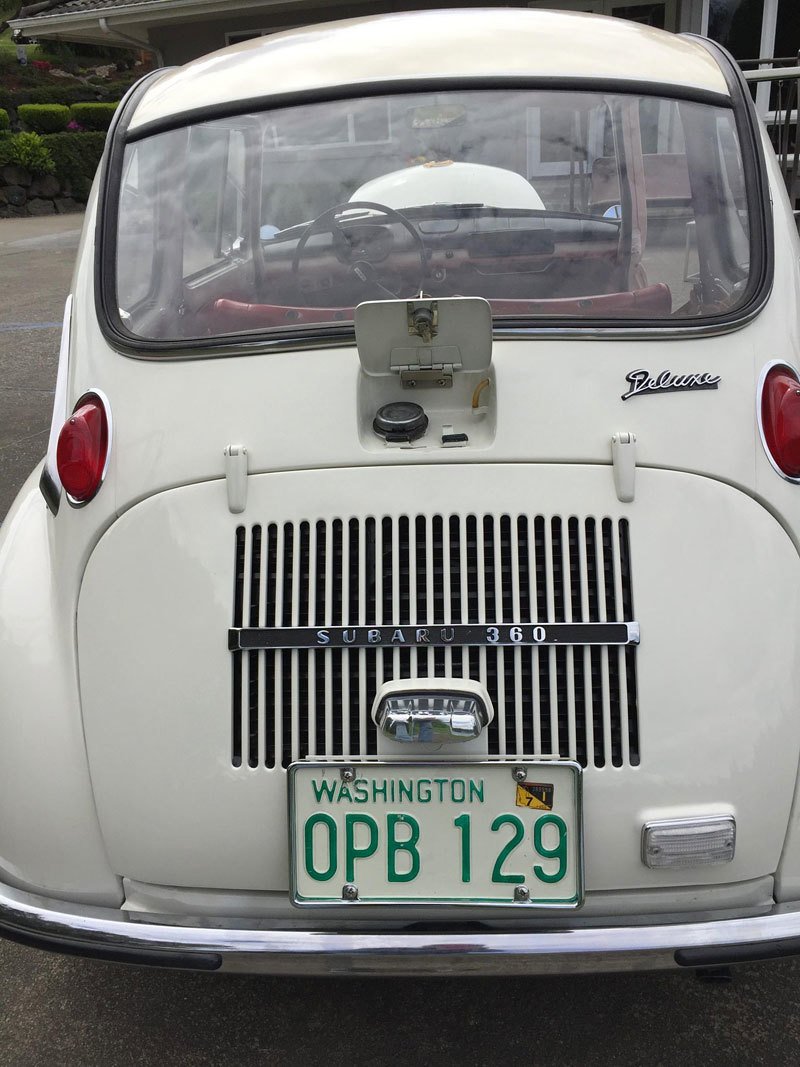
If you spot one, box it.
[114,88,754,343]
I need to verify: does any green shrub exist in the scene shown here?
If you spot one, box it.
[0,52,18,76]
[0,136,12,167]
[5,132,55,175]
[104,80,137,98]
[69,102,118,132]
[26,85,99,107]
[17,104,70,135]
[41,131,106,199]
[0,84,126,111]
[0,109,9,132]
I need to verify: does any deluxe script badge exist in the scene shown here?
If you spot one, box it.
[621,368,721,401]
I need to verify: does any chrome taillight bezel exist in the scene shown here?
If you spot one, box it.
[757,359,800,484]
[60,388,113,509]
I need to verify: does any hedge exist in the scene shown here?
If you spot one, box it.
[17,104,70,135]
[0,131,106,195]
[0,85,118,111]
[28,85,108,107]
[0,109,9,132]
[69,102,119,132]
[0,132,55,175]
[41,131,106,198]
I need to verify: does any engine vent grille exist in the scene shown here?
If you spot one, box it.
[231,515,639,770]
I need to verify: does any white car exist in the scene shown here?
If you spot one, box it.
[2,7,799,975]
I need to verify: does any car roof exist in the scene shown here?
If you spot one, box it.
[127,8,731,134]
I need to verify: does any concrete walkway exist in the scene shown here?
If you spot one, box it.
[0,211,84,255]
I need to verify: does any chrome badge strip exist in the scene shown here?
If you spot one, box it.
[228,621,640,652]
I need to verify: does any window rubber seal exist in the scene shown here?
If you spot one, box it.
[95,66,774,360]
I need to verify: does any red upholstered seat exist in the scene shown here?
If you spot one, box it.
[211,283,672,330]
[212,300,355,330]
[488,283,672,317]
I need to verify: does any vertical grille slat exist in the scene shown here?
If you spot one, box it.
[247,525,262,769]
[424,515,435,679]
[231,526,246,768]
[595,518,613,770]
[233,514,639,771]
[509,516,524,759]
[272,523,286,769]
[492,515,507,756]
[306,521,317,759]
[323,520,334,758]
[562,519,577,763]
[525,514,541,755]
[341,519,351,758]
[357,519,368,758]
[544,518,559,758]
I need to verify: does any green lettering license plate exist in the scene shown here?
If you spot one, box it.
[289,762,582,906]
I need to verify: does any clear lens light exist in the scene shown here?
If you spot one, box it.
[376,693,488,742]
[642,816,736,869]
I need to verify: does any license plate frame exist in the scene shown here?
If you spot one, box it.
[288,761,583,908]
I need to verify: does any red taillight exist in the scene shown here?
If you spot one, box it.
[56,392,109,503]
[760,364,800,480]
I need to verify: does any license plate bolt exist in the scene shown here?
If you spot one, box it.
[342,883,359,902]
[340,766,355,782]
[514,886,530,903]
[512,766,527,783]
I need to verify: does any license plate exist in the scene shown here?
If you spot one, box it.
[289,762,582,907]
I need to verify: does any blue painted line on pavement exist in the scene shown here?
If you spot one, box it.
[0,322,61,332]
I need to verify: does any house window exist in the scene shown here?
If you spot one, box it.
[527,0,677,31]
[775,0,800,60]
[265,99,392,150]
[707,0,766,59]
[225,30,269,46]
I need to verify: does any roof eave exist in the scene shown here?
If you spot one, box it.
[9,0,303,38]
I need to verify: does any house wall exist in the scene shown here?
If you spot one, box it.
[149,0,440,65]
[149,0,691,65]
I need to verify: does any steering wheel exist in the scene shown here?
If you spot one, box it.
[290,201,427,299]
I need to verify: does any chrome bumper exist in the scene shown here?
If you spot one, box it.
[3,879,800,974]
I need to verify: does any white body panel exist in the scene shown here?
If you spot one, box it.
[76,466,800,894]
[0,469,119,905]
[129,10,729,133]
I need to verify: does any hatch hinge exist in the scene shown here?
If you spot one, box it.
[224,444,248,514]
[611,432,636,503]
[398,362,455,389]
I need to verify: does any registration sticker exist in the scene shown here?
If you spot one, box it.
[515,782,554,811]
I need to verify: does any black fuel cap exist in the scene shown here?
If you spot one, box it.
[373,401,428,443]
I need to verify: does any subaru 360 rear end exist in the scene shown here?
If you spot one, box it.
[2,9,799,974]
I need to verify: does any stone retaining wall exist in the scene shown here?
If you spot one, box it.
[0,166,82,217]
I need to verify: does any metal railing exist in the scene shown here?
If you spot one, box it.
[743,58,800,211]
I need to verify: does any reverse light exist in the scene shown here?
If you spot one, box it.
[759,362,800,480]
[642,816,736,869]
[56,391,110,504]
